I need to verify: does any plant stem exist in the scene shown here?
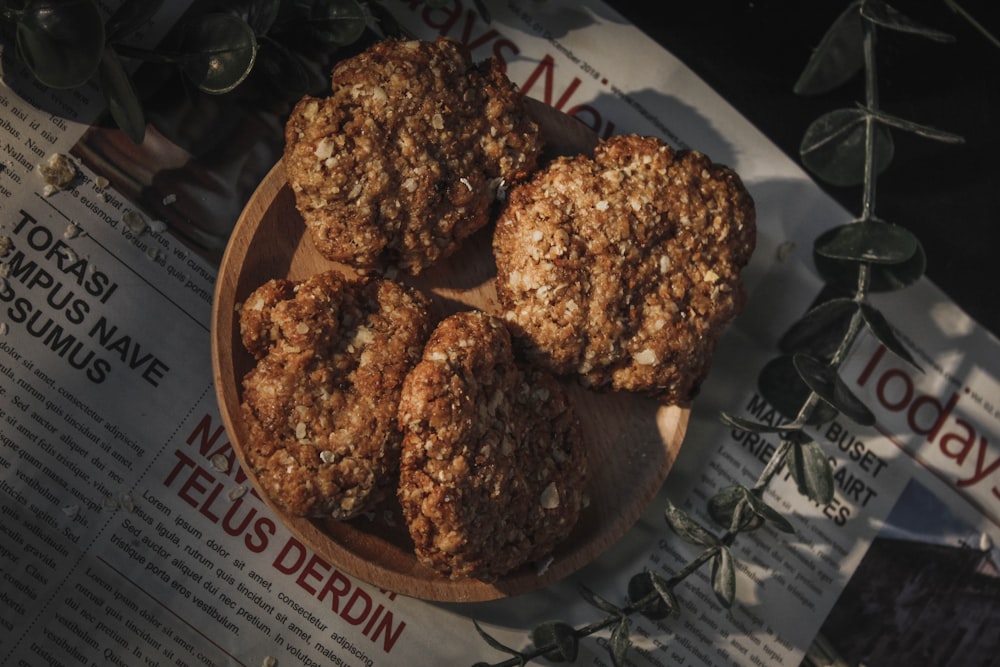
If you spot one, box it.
[861,7,879,222]
[478,6,929,666]
[752,436,795,494]
[113,43,242,63]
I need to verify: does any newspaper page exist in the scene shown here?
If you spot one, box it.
[2,1,997,666]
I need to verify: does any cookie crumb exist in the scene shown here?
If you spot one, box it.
[37,153,77,195]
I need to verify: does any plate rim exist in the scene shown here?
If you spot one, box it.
[211,149,689,603]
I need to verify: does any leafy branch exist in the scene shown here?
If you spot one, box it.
[471,1,962,665]
[0,0,373,143]
[0,0,547,144]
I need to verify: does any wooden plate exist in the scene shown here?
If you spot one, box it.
[210,100,689,602]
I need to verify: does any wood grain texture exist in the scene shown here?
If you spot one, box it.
[210,99,688,602]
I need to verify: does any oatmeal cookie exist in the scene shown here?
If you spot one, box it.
[493,134,755,403]
[284,37,543,274]
[238,270,432,519]
[397,311,587,580]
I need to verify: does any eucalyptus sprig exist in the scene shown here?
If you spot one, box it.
[0,0,371,143]
[471,1,961,665]
[0,0,529,144]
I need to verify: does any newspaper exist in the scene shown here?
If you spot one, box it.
[2,1,998,666]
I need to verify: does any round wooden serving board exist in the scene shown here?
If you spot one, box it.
[210,100,689,602]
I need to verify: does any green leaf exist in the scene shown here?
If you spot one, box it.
[720,412,801,434]
[648,571,681,616]
[16,0,105,89]
[800,108,894,186]
[754,496,795,535]
[779,298,858,358]
[708,486,763,532]
[609,616,631,667]
[814,221,919,264]
[861,0,955,42]
[663,500,720,548]
[865,105,964,144]
[758,356,839,425]
[784,429,815,446]
[181,13,258,94]
[627,572,676,620]
[98,47,145,143]
[872,242,928,291]
[106,0,166,41]
[707,486,795,534]
[299,0,367,47]
[859,303,922,371]
[793,353,876,426]
[711,547,737,608]
[363,1,402,38]
[747,492,796,534]
[794,1,864,95]
[472,620,524,664]
[813,227,926,292]
[579,584,623,616]
[785,438,835,504]
[247,0,282,34]
[531,621,578,662]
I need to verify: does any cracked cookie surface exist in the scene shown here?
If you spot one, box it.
[397,311,587,580]
[493,134,756,403]
[284,37,542,274]
[239,270,432,519]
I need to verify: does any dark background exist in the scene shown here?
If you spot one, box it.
[605,0,1000,338]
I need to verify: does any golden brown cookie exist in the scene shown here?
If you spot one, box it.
[284,37,542,274]
[238,270,432,519]
[493,134,755,404]
[397,311,587,581]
